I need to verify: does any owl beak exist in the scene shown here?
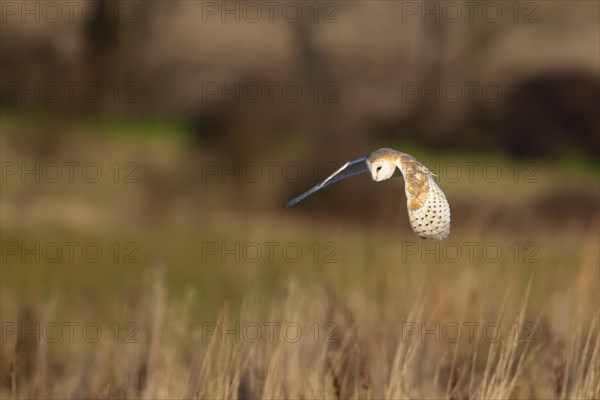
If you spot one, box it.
[371,170,378,181]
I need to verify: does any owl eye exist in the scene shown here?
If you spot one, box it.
[376,166,382,172]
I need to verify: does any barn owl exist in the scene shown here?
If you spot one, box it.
[284,148,450,240]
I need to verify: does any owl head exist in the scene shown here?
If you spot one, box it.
[367,159,396,182]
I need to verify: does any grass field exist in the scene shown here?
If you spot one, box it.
[1,115,598,399]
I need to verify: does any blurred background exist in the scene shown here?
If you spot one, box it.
[1,1,599,398]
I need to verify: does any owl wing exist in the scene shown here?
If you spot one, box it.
[284,156,369,208]
[396,154,451,240]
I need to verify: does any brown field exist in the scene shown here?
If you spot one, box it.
[1,119,598,399]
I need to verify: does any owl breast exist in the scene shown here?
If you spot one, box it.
[407,177,451,240]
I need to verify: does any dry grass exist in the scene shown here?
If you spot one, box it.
[1,221,598,399]
[0,128,598,399]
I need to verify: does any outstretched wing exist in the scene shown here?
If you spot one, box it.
[284,156,368,208]
[396,154,450,240]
